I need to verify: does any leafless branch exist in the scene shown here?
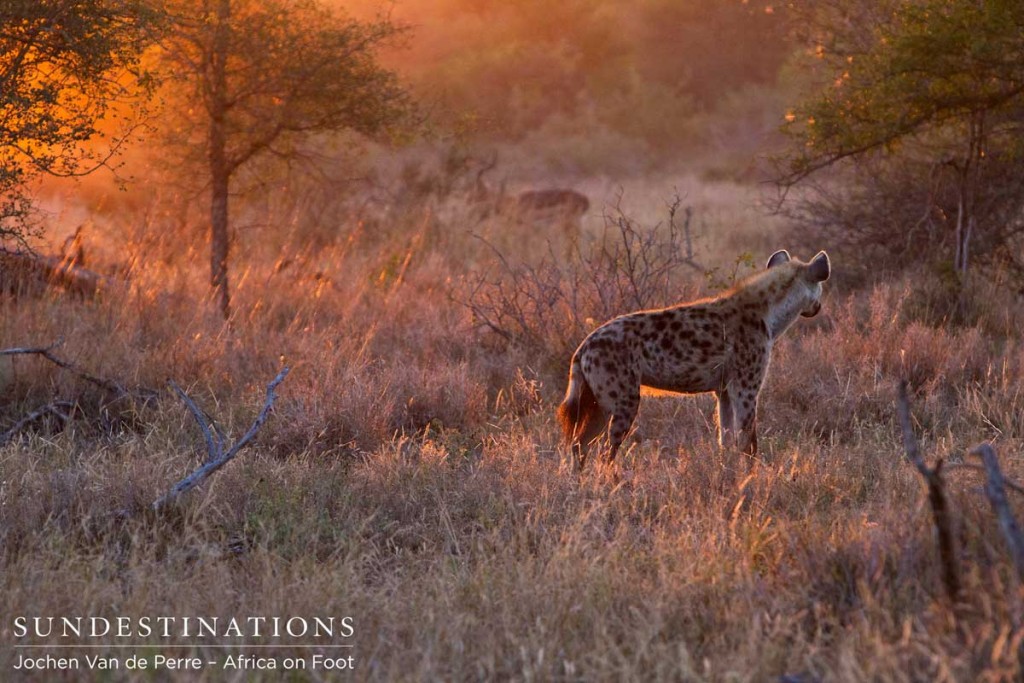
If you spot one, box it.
[943,462,1024,497]
[457,196,702,358]
[153,367,290,512]
[168,380,219,463]
[668,196,703,273]
[0,339,65,357]
[971,443,1024,581]
[0,400,75,447]
[896,380,960,601]
[0,338,150,399]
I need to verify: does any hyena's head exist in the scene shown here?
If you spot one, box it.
[766,249,831,318]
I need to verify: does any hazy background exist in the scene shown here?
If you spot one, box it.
[4,3,1024,680]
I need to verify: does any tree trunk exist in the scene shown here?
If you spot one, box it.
[208,0,231,319]
[956,111,986,285]
[210,164,230,318]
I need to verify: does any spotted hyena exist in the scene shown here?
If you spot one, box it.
[557,249,830,467]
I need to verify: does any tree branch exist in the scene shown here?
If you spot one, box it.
[896,380,960,601]
[168,379,220,463]
[971,443,1024,582]
[152,367,290,511]
[943,462,1024,498]
[0,338,150,399]
[0,400,75,447]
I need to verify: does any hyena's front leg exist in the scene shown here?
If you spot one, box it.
[732,387,759,455]
[715,388,735,448]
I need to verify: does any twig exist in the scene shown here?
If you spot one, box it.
[667,196,703,273]
[896,381,927,475]
[168,380,220,463]
[219,368,290,462]
[152,367,290,512]
[896,380,960,601]
[0,338,152,399]
[0,400,75,447]
[971,443,1024,581]
[943,462,1024,497]
[0,339,66,356]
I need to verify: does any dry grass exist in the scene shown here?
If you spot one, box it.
[1,178,1023,681]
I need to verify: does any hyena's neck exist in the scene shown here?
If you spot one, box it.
[762,288,805,339]
[724,268,801,340]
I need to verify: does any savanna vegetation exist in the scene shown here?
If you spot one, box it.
[2,1,1024,681]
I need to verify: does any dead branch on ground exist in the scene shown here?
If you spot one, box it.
[0,400,76,447]
[943,462,1024,497]
[896,380,961,601]
[0,340,160,444]
[0,338,156,401]
[152,367,290,511]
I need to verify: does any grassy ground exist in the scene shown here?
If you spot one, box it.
[1,179,1023,681]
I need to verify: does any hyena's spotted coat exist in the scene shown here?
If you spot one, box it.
[557,249,830,466]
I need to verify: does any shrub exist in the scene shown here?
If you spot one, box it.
[456,196,703,375]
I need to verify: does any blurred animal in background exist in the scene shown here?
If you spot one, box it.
[512,188,590,256]
[470,153,590,257]
[0,225,110,298]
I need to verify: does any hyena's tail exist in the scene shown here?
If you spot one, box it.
[556,354,604,447]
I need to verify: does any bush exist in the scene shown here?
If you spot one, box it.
[782,151,1024,281]
[456,196,704,375]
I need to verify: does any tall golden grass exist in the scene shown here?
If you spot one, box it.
[2,178,1022,681]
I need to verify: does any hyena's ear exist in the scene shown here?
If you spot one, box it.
[807,251,831,282]
[766,250,791,269]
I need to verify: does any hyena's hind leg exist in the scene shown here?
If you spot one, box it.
[574,349,639,468]
[600,386,640,465]
[715,388,736,448]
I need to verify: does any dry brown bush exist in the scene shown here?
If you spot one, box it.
[457,196,703,374]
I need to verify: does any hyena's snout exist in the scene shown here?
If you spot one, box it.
[801,300,822,318]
